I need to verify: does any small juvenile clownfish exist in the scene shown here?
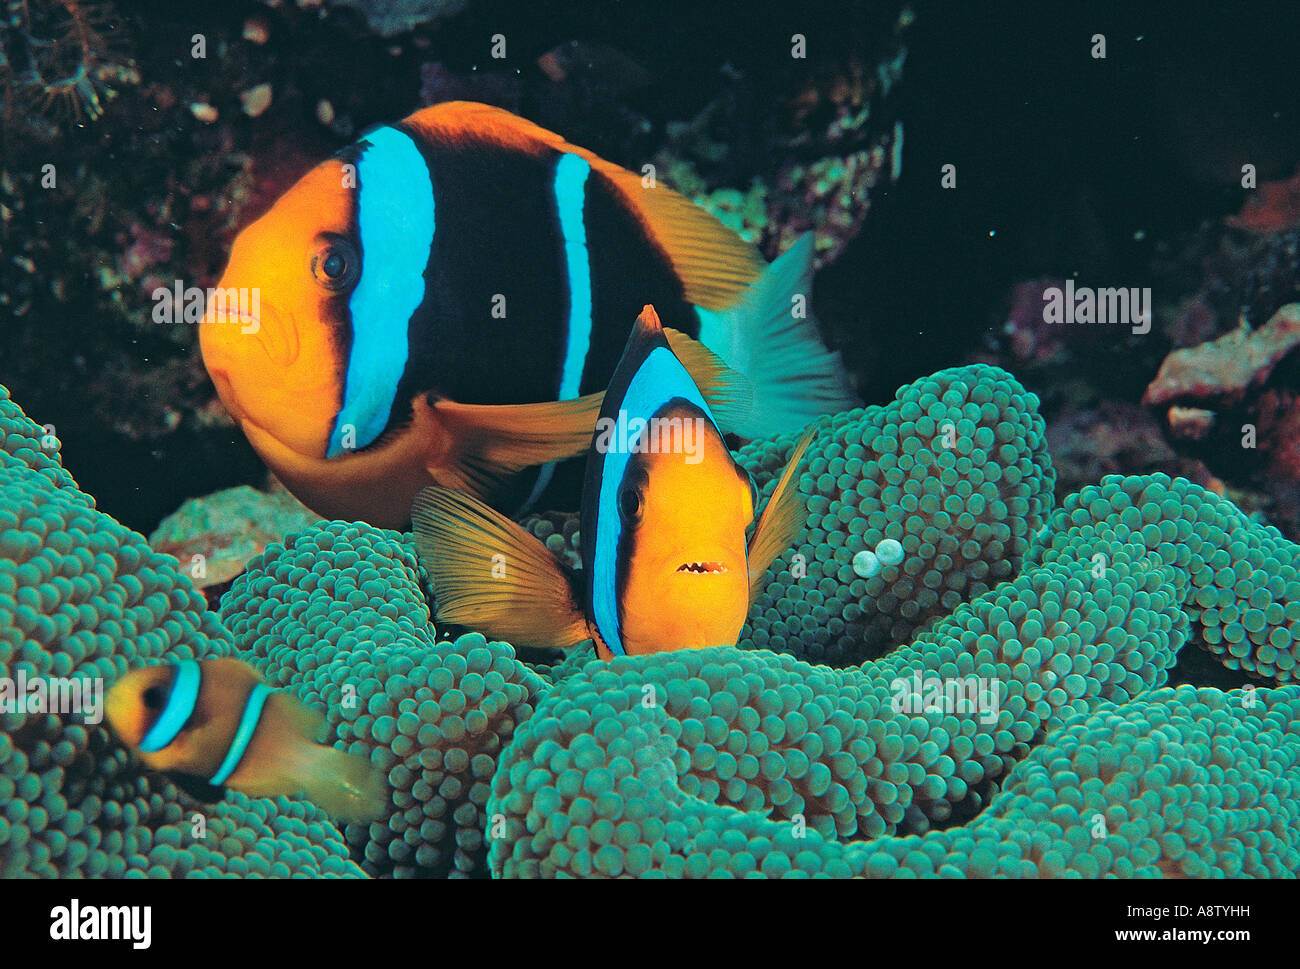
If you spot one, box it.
[411,305,812,658]
[105,659,386,822]
[201,100,855,528]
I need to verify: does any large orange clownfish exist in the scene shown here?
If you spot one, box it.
[411,305,812,658]
[201,101,854,527]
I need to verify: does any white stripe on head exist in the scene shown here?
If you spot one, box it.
[329,126,435,457]
[138,661,201,753]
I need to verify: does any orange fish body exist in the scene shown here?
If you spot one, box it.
[610,404,754,653]
[202,101,854,527]
[105,658,385,822]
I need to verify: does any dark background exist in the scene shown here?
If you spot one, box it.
[6,0,1300,532]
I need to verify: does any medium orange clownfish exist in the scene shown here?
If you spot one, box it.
[411,305,812,658]
[201,100,855,528]
[105,658,386,822]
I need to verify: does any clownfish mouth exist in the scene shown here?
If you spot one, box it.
[676,561,729,574]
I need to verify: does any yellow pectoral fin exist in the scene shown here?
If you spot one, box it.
[432,393,605,501]
[746,427,816,602]
[410,486,590,649]
[662,326,754,432]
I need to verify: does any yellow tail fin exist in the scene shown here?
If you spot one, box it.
[257,693,387,823]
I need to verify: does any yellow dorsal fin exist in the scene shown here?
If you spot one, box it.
[746,427,816,602]
[410,486,590,649]
[662,325,753,432]
[405,102,765,310]
[636,302,664,335]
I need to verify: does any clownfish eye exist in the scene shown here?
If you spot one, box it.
[142,685,168,710]
[618,482,644,526]
[322,252,346,278]
[311,236,360,291]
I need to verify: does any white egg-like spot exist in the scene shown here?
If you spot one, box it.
[852,550,881,578]
[875,538,905,566]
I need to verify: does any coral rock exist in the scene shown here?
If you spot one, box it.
[1144,304,1300,409]
[148,483,320,589]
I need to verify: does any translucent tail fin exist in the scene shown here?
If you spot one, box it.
[696,233,859,437]
[296,743,388,824]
